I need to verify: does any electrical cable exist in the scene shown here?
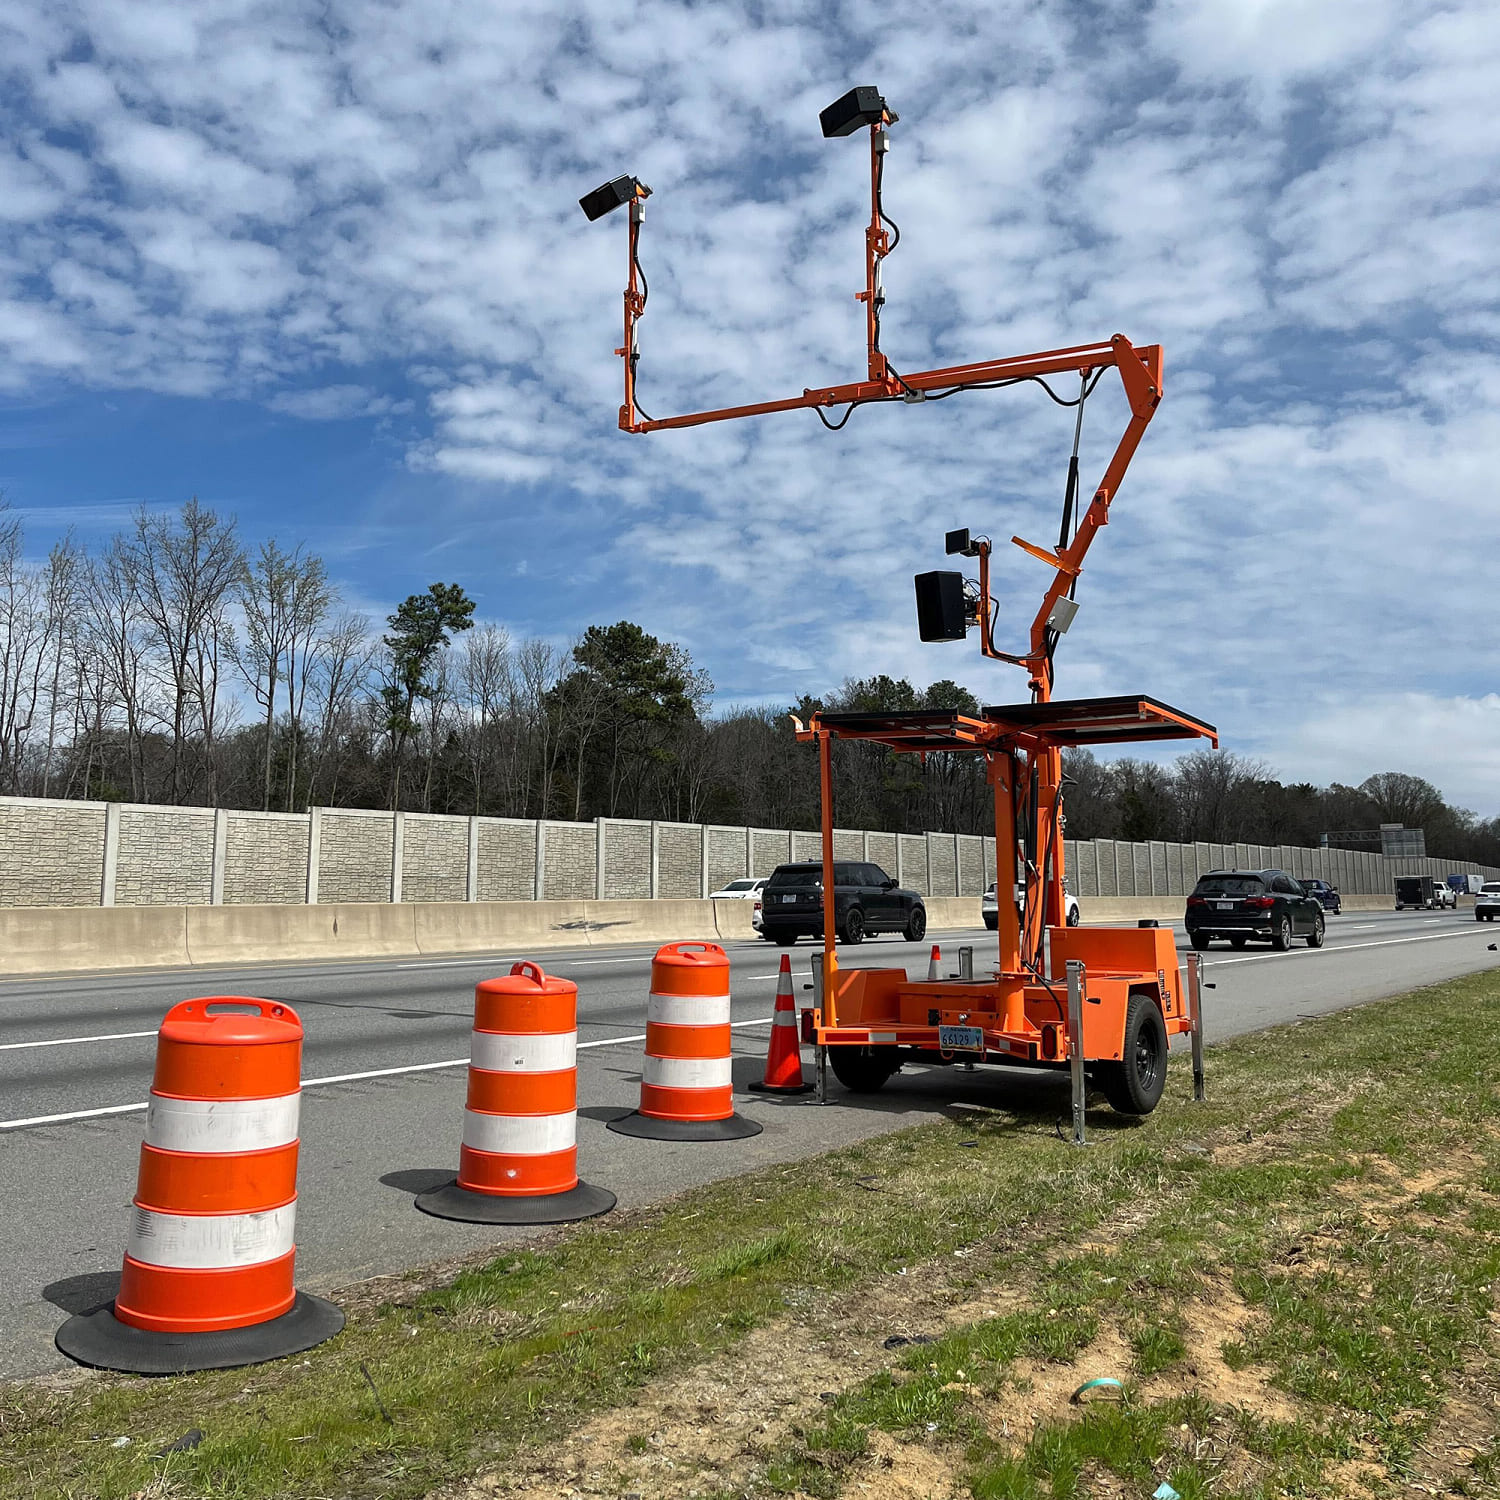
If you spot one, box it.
[807,367,1103,432]
[815,399,872,431]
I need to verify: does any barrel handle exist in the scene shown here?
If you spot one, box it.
[509,960,547,985]
[656,942,726,963]
[162,996,292,1024]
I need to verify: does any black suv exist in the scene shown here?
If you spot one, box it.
[1186,869,1324,951]
[759,861,926,946]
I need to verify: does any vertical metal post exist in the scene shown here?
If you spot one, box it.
[957,946,973,981]
[1066,958,1087,1147]
[810,955,828,1103]
[1186,952,1207,1102]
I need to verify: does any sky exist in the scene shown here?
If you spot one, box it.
[1,0,1498,815]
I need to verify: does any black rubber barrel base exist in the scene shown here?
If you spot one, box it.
[414,1178,616,1225]
[55,1291,344,1375]
[607,1110,763,1141]
[747,1079,815,1095]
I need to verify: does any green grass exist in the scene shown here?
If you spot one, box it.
[3,967,1500,1499]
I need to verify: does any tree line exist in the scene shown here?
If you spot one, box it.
[2,501,1496,867]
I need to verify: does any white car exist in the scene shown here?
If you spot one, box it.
[708,877,768,930]
[983,881,1080,929]
[1476,882,1500,922]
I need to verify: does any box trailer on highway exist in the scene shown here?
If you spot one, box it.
[1394,875,1438,910]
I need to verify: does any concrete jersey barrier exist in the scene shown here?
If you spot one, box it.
[0,896,765,976]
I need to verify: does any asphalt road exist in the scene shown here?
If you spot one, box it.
[2,907,1496,1379]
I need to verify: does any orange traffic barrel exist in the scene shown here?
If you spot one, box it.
[417,962,615,1224]
[608,942,762,1141]
[55,998,343,1375]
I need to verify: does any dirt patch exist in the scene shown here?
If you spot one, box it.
[1144,1283,1299,1422]
[836,1429,967,1499]
[440,1257,999,1500]
[1404,1339,1500,1497]
[981,1282,1298,1446]
[984,1322,1135,1445]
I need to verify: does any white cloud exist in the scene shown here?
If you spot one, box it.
[0,1,1497,810]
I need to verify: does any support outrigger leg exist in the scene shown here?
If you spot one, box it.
[1186,952,1207,1103]
[1066,958,1088,1146]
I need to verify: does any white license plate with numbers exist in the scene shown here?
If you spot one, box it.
[938,1025,984,1051]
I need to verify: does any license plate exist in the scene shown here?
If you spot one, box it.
[782,894,797,904]
[1215,901,1233,910]
[939,1025,984,1052]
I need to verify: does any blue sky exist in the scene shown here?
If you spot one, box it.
[2,0,1498,813]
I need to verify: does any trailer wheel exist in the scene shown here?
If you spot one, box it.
[1098,994,1168,1116]
[828,1045,901,1093]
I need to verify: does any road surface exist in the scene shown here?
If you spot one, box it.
[1,907,1494,1378]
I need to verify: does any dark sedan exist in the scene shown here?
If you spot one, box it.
[1301,878,1342,914]
[759,861,926,945]
[1185,869,1325,951]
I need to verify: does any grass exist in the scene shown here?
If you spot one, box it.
[3,966,1500,1499]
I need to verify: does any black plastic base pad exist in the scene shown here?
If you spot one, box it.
[55,1291,344,1375]
[748,1078,815,1095]
[414,1178,616,1225]
[606,1110,763,1141]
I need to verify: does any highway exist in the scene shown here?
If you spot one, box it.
[1,907,1495,1379]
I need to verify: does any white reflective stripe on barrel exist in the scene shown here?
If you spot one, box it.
[462,1109,577,1156]
[145,1092,301,1154]
[469,1030,577,1074]
[126,1203,297,1269]
[647,992,731,1027]
[642,1055,733,1090]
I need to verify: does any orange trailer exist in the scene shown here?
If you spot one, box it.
[581,87,1219,1126]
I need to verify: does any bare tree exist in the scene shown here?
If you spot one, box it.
[282,552,333,811]
[126,501,243,804]
[0,507,49,793]
[39,535,83,797]
[84,538,152,800]
[236,541,300,810]
[305,611,374,807]
[458,624,511,814]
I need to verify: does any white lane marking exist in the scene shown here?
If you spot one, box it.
[0,1018,777,1131]
[0,1029,157,1052]
[2,984,786,1056]
[1207,929,1487,967]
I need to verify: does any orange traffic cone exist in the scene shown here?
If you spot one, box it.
[927,943,942,981]
[749,955,813,1094]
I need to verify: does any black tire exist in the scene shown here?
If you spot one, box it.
[1098,994,1168,1116]
[1306,912,1325,948]
[828,1045,901,1093]
[773,933,798,947]
[1066,904,1081,927]
[904,906,927,943]
[983,915,998,931]
[1229,935,1248,950]
[1189,930,1210,950]
[1271,913,1293,951]
[841,907,865,945]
